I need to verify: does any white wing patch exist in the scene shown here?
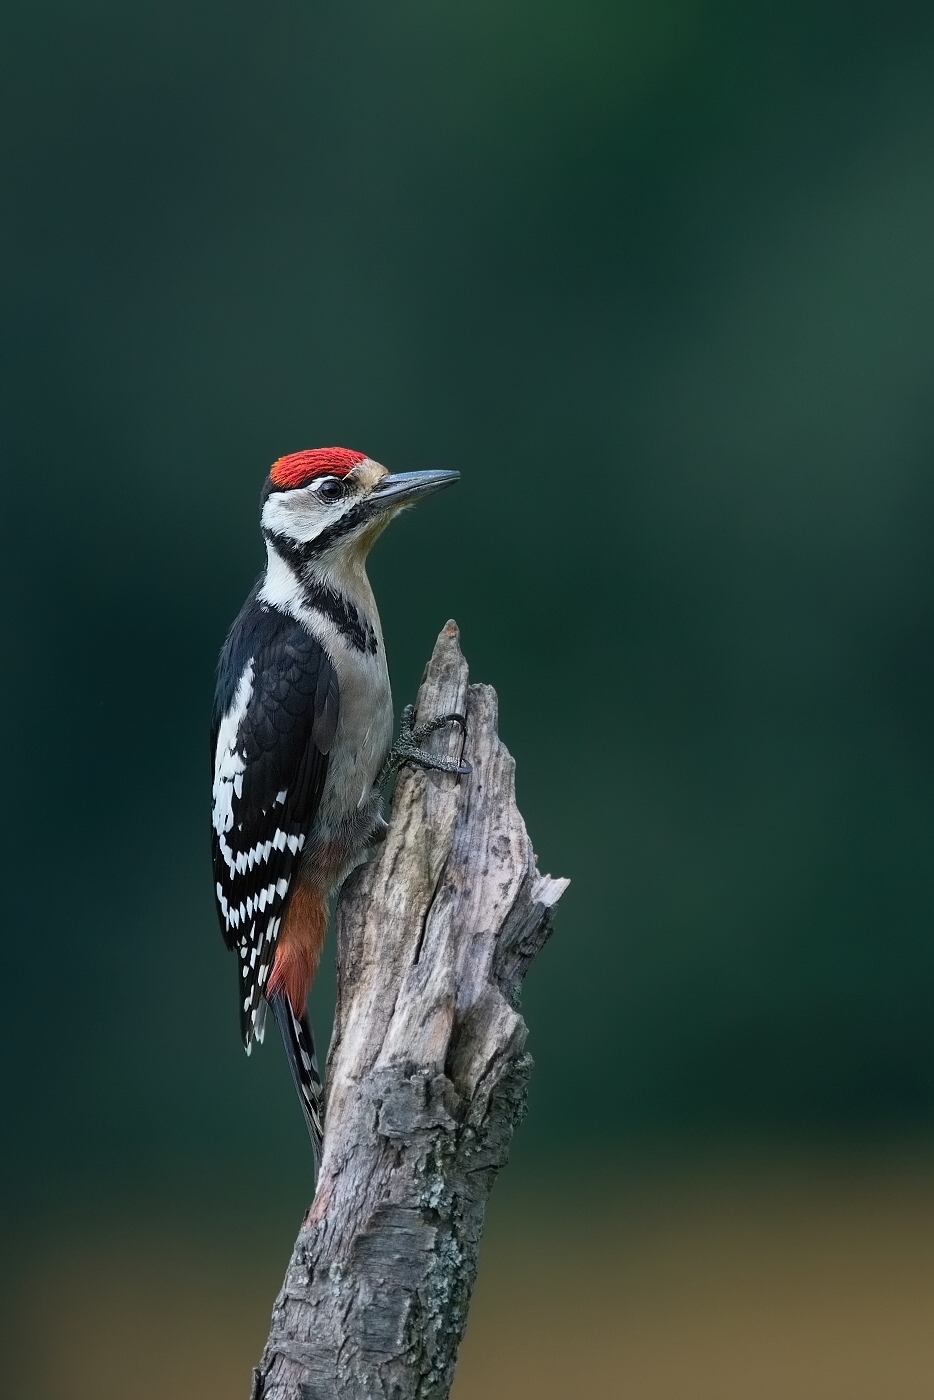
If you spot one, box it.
[211,657,294,1044]
[212,660,254,838]
[212,661,307,904]
[211,619,336,1056]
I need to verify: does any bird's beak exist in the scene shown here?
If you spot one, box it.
[370,469,460,510]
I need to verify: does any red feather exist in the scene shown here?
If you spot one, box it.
[269,447,367,489]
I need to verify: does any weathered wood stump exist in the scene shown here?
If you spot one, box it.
[252,620,568,1400]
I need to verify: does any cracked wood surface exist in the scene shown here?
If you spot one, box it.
[252,620,568,1400]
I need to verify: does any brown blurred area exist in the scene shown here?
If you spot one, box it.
[8,1149,934,1400]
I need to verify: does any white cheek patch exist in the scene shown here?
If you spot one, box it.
[261,487,356,544]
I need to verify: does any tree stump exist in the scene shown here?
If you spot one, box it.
[252,620,568,1400]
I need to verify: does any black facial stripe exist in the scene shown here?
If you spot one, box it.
[275,491,390,559]
[265,487,391,564]
[261,528,380,654]
[305,504,367,554]
[304,580,378,654]
[264,528,312,573]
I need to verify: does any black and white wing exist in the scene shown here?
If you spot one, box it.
[211,598,339,1049]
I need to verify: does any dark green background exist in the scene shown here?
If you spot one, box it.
[3,0,934,1228]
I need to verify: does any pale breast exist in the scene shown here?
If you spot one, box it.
[325,641,394,818]
[288,604,392,840]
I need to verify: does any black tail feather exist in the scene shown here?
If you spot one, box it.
[269,991,324,1174]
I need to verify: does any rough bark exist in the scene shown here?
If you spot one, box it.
[252,620,568,1400]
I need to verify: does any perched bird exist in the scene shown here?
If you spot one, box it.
[211,447,466,1172]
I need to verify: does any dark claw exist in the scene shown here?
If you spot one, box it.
[406,710,468,744]
[377,706,472,788]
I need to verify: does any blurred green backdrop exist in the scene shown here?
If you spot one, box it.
[3,1,934,1394]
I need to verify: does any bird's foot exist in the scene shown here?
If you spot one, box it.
[378,704,471,787]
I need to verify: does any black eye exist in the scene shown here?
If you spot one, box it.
[314,475,344,501]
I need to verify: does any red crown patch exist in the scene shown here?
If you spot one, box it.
[269,447,367,489]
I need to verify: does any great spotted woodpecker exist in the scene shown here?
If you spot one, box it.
[211,447,466,1172]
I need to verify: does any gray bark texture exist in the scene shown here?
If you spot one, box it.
[251,620,568,1400]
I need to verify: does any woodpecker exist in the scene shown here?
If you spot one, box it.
[211,447,466,1172]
